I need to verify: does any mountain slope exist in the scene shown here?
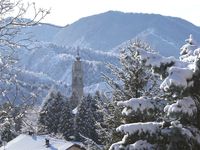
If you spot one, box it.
[8,11,200,101]
[17,43,119,87]
[21,23,61,42]
[53,11,200,57]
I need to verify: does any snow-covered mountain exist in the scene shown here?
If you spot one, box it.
[13,44,118,103]
[52,11,200,57]
[21,23,61,42]
[20,11,200,58]
[10,11,200,101]
[17,43,118,87]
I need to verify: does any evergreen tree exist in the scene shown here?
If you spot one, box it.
[110,35,200,150]
[180,34,198,62]
[96,99,123,149]
[101,40,161,148]
[20,107,40,134]
[92,91,104,123]
[0,115,16,143]
[58,98,73,140]
[38,90,65,134]
[0,102,22,144]
[38,90,73,139]
[103,40,159,103]
[0,122,16,143]
[75,94,99,143]
[81,134,104,150]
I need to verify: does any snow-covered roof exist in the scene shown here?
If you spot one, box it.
[0,134,83,150]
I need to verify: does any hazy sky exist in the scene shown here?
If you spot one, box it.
[25,0,200,26]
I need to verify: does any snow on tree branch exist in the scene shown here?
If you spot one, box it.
[109,139,156,150]
[135,40,200,93]
[137,47,176,68]
[109,35,200,149]
[164,97,197,117]
[117,97,164,116]
[160,66,194,91]
[116,122,162,136]
[129,140,156,150]
[180,34,198,62]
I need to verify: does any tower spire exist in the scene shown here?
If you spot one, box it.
[71,46,84,108]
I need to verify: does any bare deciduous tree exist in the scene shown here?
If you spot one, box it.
[0,0,49,142]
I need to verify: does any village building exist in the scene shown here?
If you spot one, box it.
[0,134,85,150]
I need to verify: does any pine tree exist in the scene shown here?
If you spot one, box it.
[75,94,99,143]
[81,134,104,150]
[92,91,104,123]
[0,102,22,144]
[103,40,159,103]
[20,107,40,134]
[180,34,198,62]
[96,99,123,149]
[0,122,16,143]
[38,90,65,134]
[58,98,73,140]
[110,35,200,150]
[101,40,161,148]
[38,90,74,139]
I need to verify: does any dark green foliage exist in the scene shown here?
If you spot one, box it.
[38,90,73,139]
[0,102,22,144]
[81,134,103,150]
[97,101,123,148]
[75,94,100,143]
[38,91,64,134]
[58,99,74,140]
[92,91,104,123]
[0,123,16,143]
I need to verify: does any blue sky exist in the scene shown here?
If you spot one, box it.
[26,0,200,26]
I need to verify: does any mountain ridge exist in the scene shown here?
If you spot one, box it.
[51,11,200,57]
[12,11,200,101]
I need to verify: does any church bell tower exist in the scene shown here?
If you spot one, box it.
[71,49,84,107]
